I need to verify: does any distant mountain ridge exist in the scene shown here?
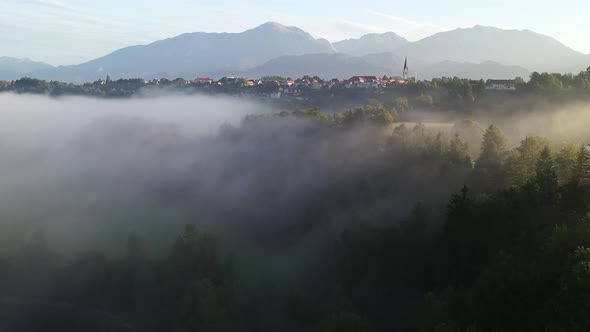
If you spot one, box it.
[395,25,589,73]
[238,53,530,80]
[333,32,409,56]
[243,52,402,79]
[2,22,589,82]
[31,22,336,83]
[0,57,54,80]
[420,60,530,80]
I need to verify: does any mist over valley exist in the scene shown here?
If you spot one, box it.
[3,2,590,331]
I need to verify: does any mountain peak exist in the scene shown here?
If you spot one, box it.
[360,32,408,42]
[249,22,305,34]
[0,56,54,79]
[454,25,539,36]
[471,24,494,29]
[398,25,586,71]
[6,22,587,82]
[0,56,34,64]
[29,21,335,82]
[333,32,409,56]
[260,21,287,28]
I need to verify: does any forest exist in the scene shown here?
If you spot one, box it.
[1,93,590,332]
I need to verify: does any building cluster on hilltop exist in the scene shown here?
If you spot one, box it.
[186,75,413,99]
[191,75,409,88]
[94,74,517,91]
[483,79,517,90]
[87,75,519,101]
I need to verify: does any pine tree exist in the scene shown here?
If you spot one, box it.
[534,145,558,202]
[536,145,554,175]
[411,122,427,147]
[480,125,507,158]
[504,151,524,187]
[392,123,410,145]
[430,133,445,156]
[446,133,472,170]
[445,185,477,285]
[573,145,590,185]
[504,137,550,187]
[518,136,550,179]
[555,143,579,184]
[474,125,508,190]
[447,185,472,219]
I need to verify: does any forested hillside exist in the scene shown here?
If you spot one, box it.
[2,105,590,331]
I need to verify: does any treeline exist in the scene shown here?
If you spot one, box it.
[2,107,590,331]
[0,77,150,97]
[2,66,590,114]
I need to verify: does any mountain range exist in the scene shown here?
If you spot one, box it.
[395,25,589,73]
[2,22,589,82]
[332,32,409,56]
[0,57,53,80]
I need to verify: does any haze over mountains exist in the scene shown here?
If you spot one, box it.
[0,57,53,79]
[242,54,531,81]
[396,25,590,73]
[332,32,409,56]
[3,22,589,82]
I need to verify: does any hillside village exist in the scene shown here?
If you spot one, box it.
[90,75,516,101]
[164,76,514,93]
[189,75,412,99]
[4,69,587,115]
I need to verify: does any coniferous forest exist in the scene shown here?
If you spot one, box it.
[1,99,590,332]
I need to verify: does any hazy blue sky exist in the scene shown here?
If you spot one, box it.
[1,0,589,65]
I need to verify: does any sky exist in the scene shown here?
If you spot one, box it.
[1,0,589,66]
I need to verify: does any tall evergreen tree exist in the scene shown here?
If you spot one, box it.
[555,143,579,184]
[474,125,508,190]
[447,134,471,165]
[534,145,559,203]
[505,136,550,187]
[444,185,479,285]
[572,145,590,185]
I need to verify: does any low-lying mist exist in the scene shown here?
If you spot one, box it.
[0,93,263,143]
[405,101,590,148]
[3,92,590,331]
[473,101,590,147]
[0,93,267,256]
[1,92,590,281]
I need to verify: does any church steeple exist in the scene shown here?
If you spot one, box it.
[403,56,409,80]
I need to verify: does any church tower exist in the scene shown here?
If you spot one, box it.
[402,56,409,80]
